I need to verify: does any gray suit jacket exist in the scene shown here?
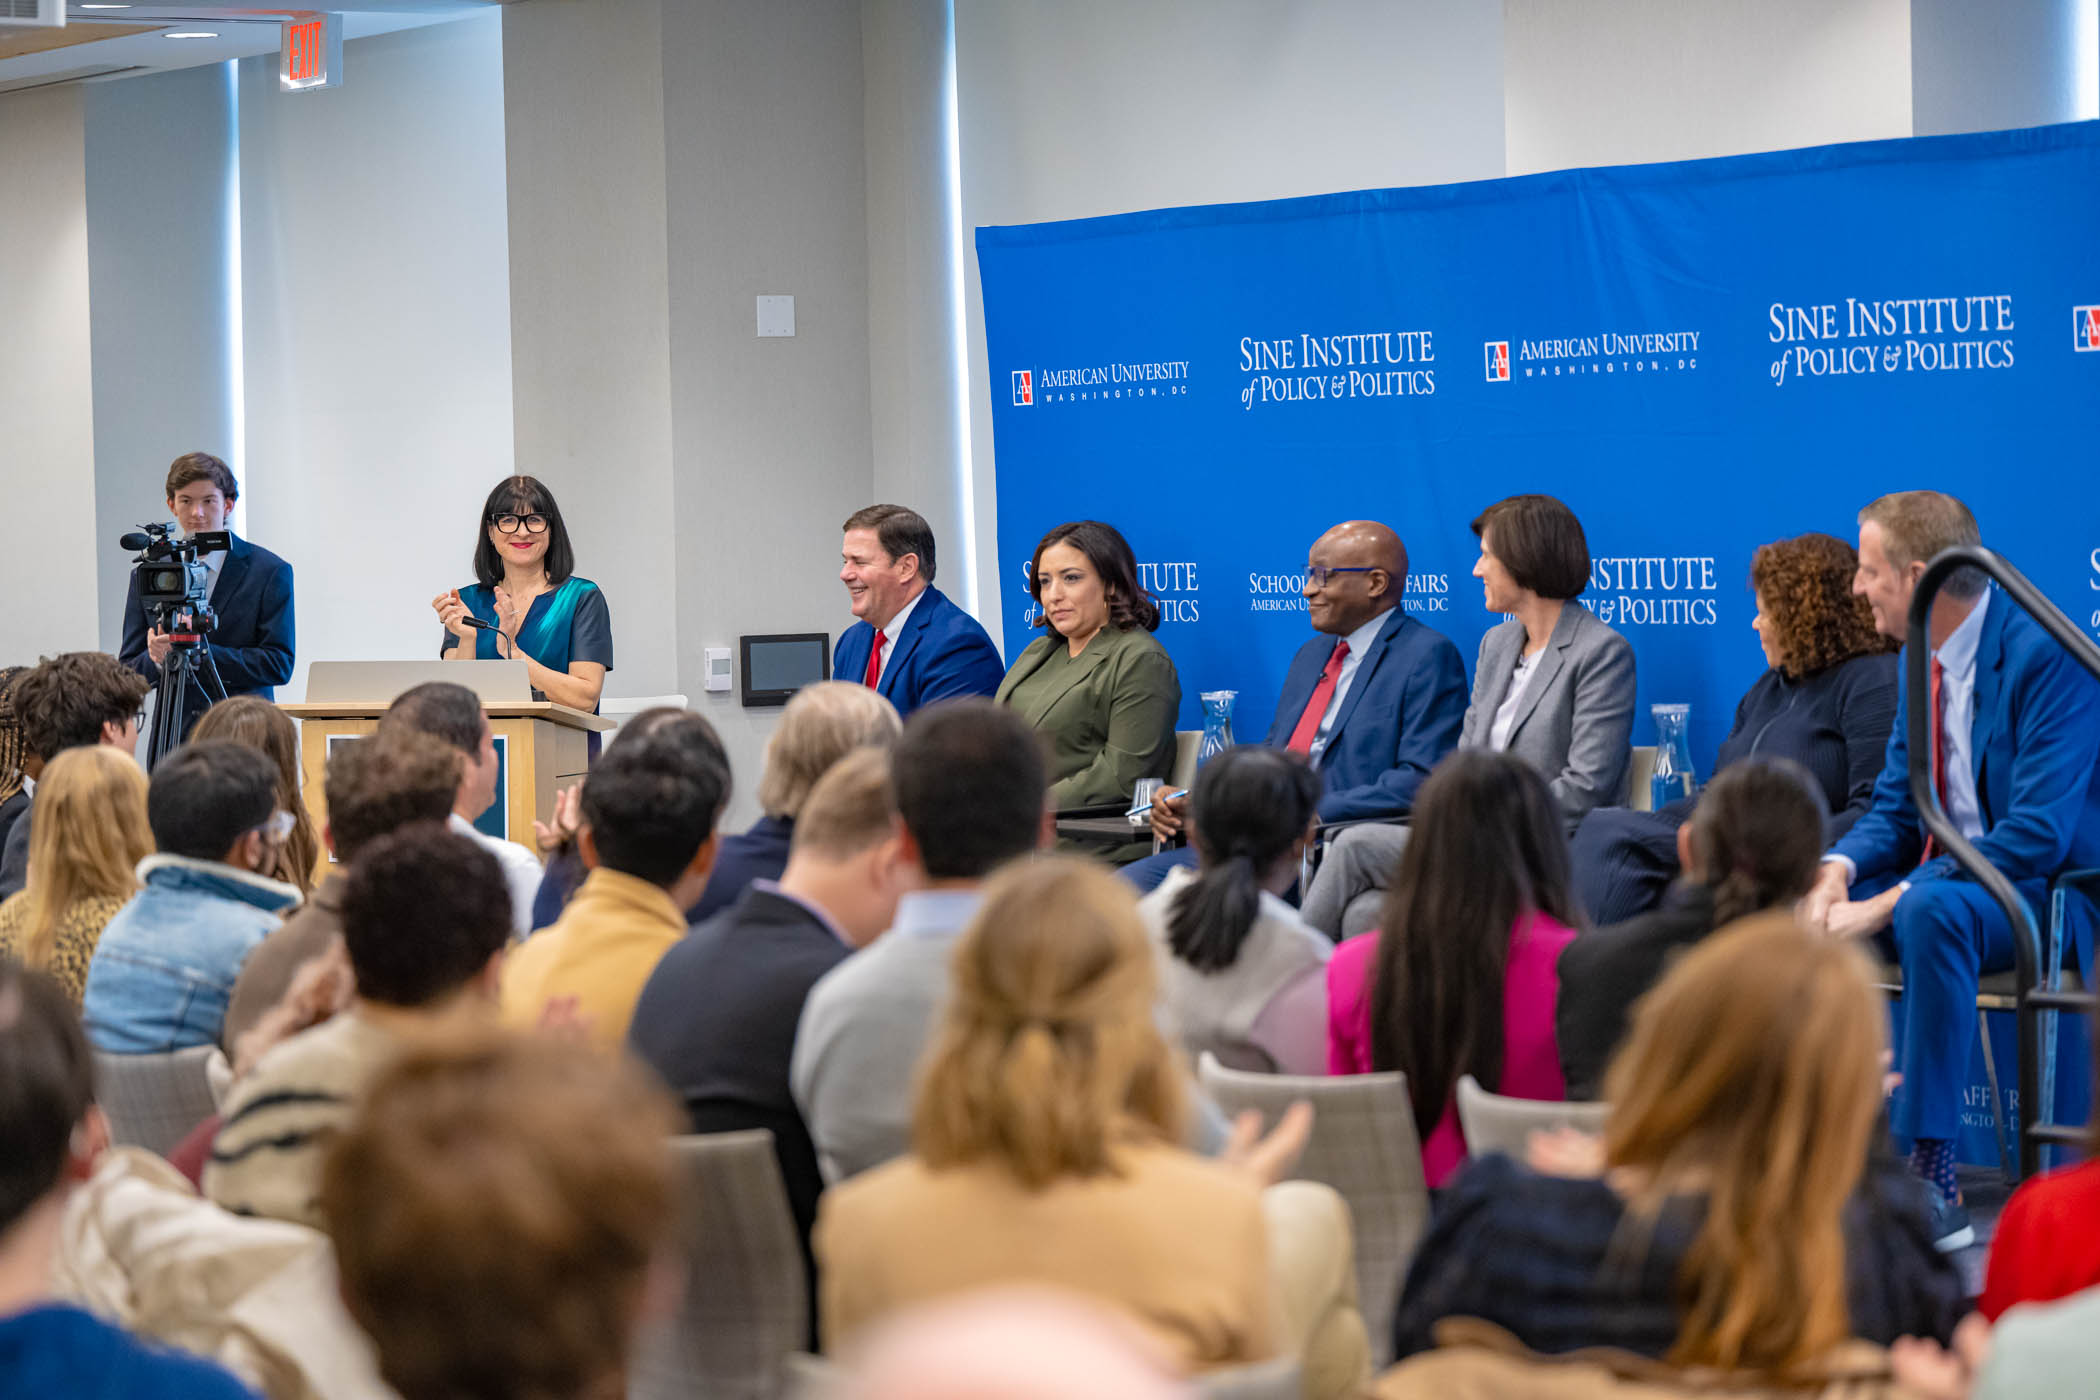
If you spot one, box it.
[1461,601,1636,831]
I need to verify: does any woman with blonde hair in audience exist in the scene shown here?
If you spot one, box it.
[192,695,320,897]
[0,746,153,1005]
[818,856,1295,1379]
[1385,914,1962,1381]
[690,679,901,923]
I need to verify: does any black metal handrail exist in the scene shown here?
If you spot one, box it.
[1906,545,2100,1176]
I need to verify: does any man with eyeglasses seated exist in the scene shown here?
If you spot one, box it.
[432,476,612,717]
[82,740,303,1054]
[0,652,149,901]
[119,452,297,749]
[1123,520,1468,893]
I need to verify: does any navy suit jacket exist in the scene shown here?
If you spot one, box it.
[120,534,295,741]
[1264,609,1468,823]
[1833,593,2100,964]
[834,585,1004,717]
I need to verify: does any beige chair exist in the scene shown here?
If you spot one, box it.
[1627,745,1657,813]
[782,1350,1301,1400]
[1453,1075,1609,1163]
[628,1130,807,1400]
[93,1046,220,1159]
[1197,1055,1428,1369]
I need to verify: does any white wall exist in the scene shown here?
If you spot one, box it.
[954,0,1510,641]
[1503,0,1913,177]
[0,86,99,665]
[238,13,514,700]
[661,0,876,825]
[84,63,239,655]
[502,0,680,701]
[1911,0,2098,136]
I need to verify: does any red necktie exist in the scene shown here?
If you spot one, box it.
[1286,641,1350,755]
[1922,656,1947,862]
[865,630,887,690]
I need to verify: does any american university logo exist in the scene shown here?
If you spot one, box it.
[1012,370,1034,405]
[2075,306,2100,352]
[1484,341,1510,381]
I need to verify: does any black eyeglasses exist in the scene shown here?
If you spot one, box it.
[1305,565,1377,588]
[490,512,550,536]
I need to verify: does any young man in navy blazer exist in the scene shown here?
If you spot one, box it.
[1132,520,1467,887]
[833,504,1004,716]
[118,452,296,748]
[1805,491,2100,1249]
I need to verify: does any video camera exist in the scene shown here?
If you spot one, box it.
[120,521,229,625]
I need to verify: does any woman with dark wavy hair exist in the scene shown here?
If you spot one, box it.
[995,521,1180,835]
[1570,531,1899,924]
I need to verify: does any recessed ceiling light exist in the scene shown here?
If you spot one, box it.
[164,31,219,39]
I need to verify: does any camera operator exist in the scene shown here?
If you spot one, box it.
[118,453,296,747]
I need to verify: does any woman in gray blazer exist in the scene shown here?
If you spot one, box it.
[1302,495,1635,938]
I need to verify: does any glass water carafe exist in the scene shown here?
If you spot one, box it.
[1198,690,1238,767]
[1649,703,1696,809]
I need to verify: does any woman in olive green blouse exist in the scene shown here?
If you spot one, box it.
[995,520,1181,817]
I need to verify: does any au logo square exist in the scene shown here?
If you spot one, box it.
[1484,341,1510,382]
[1012,370,1034,405]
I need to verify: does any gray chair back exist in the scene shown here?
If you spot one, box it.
[629,1130,808,1400]
[1196,1054,1427,1369]
[1454,1075,1609,1162]
[93,1046,220,1158]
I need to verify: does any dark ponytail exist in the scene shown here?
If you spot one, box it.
[1166,747,1323,973]
[1687,759,1826,928]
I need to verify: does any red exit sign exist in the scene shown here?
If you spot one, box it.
[280,13,342,92]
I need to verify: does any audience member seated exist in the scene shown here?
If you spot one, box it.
[0,964,257,1398]
[630,747,907,1323]
[996,521,1178,859]
[835,503,1006,715]
[0,748,152,1006]
[221,728,461,1051]
[1555,758,1826,1100]
[1977,1007,2100,1321]
[689,679,901,924]
[188,697,322,901]
[1302,494,1634,938]
[0,667,29,859]
[206,826,510,1227]
[319,1029,679,1400]
[1129,520,1467,892]
[1136,746,1331,1074]
[379,681,544,939]
[527,705,725,929]
[1572,532,1898,925]
[1326,751,1580,1187]
[1893,1295,2100,1400]
[500,725,729,1048]
[0,652,148,900]
[794,699,1049,1183]
[82,742,298,1054]
[817,856,1281,1374]
[1804,490,2100,1250]
[1388,914,1962,1368]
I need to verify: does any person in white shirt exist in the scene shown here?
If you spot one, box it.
[380,682,543,938]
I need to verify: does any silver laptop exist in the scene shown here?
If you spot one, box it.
[304,660,533,706]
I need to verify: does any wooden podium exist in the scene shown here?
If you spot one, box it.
[278,661,615,877]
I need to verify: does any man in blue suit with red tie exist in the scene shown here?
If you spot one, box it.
[1805,491,2100,1250]
[834,505,1004,716]
[1132,520,1468,887]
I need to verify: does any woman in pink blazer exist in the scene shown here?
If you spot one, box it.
[1326,751,1581,1187]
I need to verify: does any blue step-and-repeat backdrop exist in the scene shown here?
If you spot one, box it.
[977,121,2100,771]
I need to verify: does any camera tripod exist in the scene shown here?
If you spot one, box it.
[146,609,228,770]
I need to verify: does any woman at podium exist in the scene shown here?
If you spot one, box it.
[432,475,613,713]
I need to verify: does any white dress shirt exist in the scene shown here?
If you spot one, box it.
[1308,609,1395,760]
[449,813,543,939]
[1932,588,1989,843]
[871,587,924,681]
[197,544,228,602]
[1489,647,1545,752]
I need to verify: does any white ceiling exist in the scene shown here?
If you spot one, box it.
[0,2,502,94]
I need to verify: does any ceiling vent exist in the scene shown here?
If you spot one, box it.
[0,0,63,28]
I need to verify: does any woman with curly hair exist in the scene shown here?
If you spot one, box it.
[1570,531,1899,925]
